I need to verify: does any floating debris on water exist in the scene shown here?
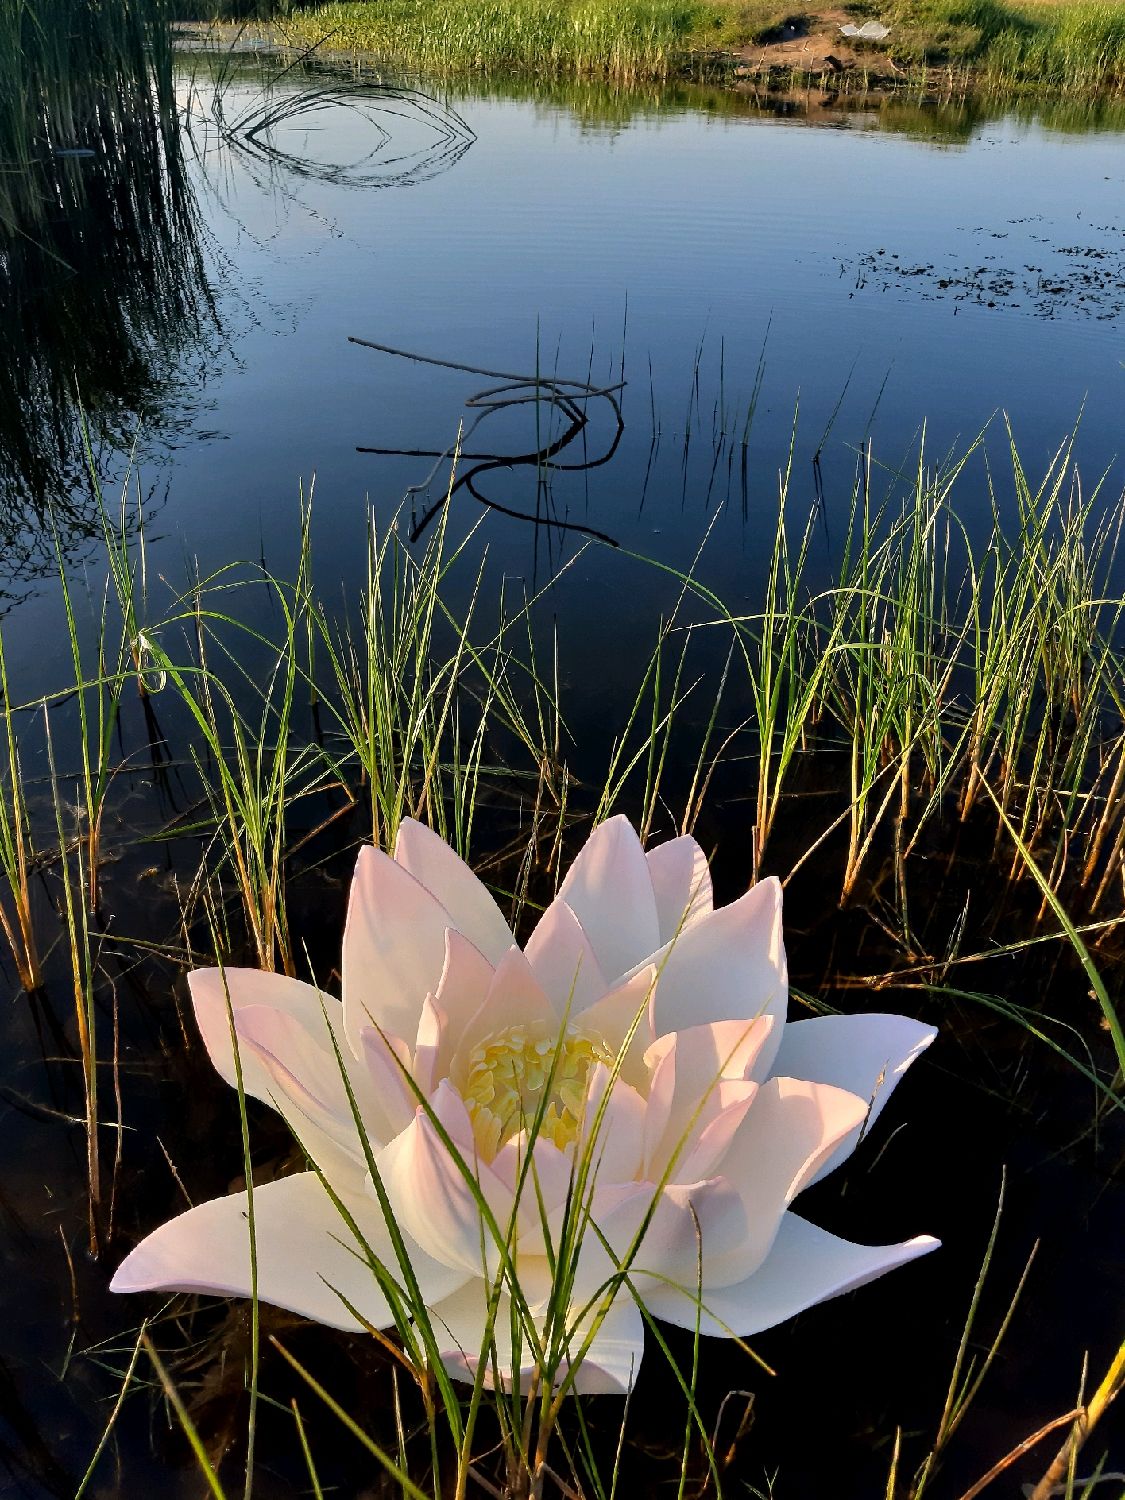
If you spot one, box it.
[841,215,1125,320]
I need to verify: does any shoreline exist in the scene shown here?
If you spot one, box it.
[214,0,1125,103]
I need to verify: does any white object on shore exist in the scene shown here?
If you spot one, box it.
[840,20,891,39]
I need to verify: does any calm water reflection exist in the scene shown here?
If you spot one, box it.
[6,60,1125,690]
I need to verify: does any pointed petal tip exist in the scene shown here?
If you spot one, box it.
[108,1256,142,1295]
[907,1232,941,1253]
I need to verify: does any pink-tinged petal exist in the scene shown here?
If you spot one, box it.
[342,847,455,1055]
[646,835,713,943]
[357,1028,419,1144]
[640,1018,773,1180]
[572,1179,749,1302]
[644,879,788,1070]
[189,968,342,1102]
[578,966,658,1090]
[412,994,442,1096]
[675,1082,758,1182]
[427,1277,519,1388]
[377,1082,517,1277]
[641,1212,939,1337]
[580,1064,647,1185]
[558,816,661,983]
[769,1014,937,1185]
[524,898,609,1015]
[429,1272,645,1394]
[394,819,514,964]
[449,947,557,1084]
[236,1004,389,1148]
[694,1077,871,1287]
[424,1262,545,1391]
[429,931,495,1078]
[558,1292,645,1395]
[234,1016,374,1187]
[110,1172,468,1330]
[640,1045,676,1180]
[491,1133,574,1217]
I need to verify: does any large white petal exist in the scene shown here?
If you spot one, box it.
[558,816,661,983]
[580,1064,647,1185]
[640,1017,774,1180]
[644,879,788,1070]
[110,1172,468,1331]
[699,1077,870,1286]
[674,1083,758,1183]
[394,819,515,964]
[769,1013,937,1185]
[428,1275,645,1394]
[236,1016,374,1187]
[426,1276,512,1387]
[189,967,342,1102]
[342,846,456,1055]
[491,1133,574,1217]
[646,835,713,943]
[557,1292,646,1395]
[642,1211,939,1337]
[563,1179,748,1305]
[524,898,609,1015]
[356,1027,419,1145]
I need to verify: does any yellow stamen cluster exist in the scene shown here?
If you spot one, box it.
[462,1023,614,1159]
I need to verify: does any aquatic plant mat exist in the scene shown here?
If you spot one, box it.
[0,415,1121,1496]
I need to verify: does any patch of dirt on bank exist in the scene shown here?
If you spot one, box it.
[724,7,906,86]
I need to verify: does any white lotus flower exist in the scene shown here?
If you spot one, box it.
[111,816,938,1394]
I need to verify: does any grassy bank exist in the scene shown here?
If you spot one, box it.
[270,0,1125,91]
[882,0,1125,91]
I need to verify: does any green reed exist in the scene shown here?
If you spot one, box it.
[881,0,1125,93]
[0,421,1116,1498]
[0,627,42,992]
[312,495,565,863]
[278,0,789,82]
[593,423,1125,937]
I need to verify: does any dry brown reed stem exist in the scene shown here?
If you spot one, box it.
[1091,809,1125,913]
[1082,734,1125,884]
[952,1407,1083,1500]
[0,863,40,992]
[1026,1338,1125,1500]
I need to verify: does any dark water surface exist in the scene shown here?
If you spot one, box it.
[1,53,1123,1500]
[6,64,1125,698]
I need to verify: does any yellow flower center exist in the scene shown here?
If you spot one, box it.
[462,1023,615,1159]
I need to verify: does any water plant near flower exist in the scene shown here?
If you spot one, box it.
[112,814,938,1398]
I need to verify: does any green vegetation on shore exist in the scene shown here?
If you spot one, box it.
[881,0,1125,91]
[276,0,755,82]
[272,0,1125,91]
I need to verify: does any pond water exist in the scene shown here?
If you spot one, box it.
[6,62,1125,711]
[1,51,1123,1500]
